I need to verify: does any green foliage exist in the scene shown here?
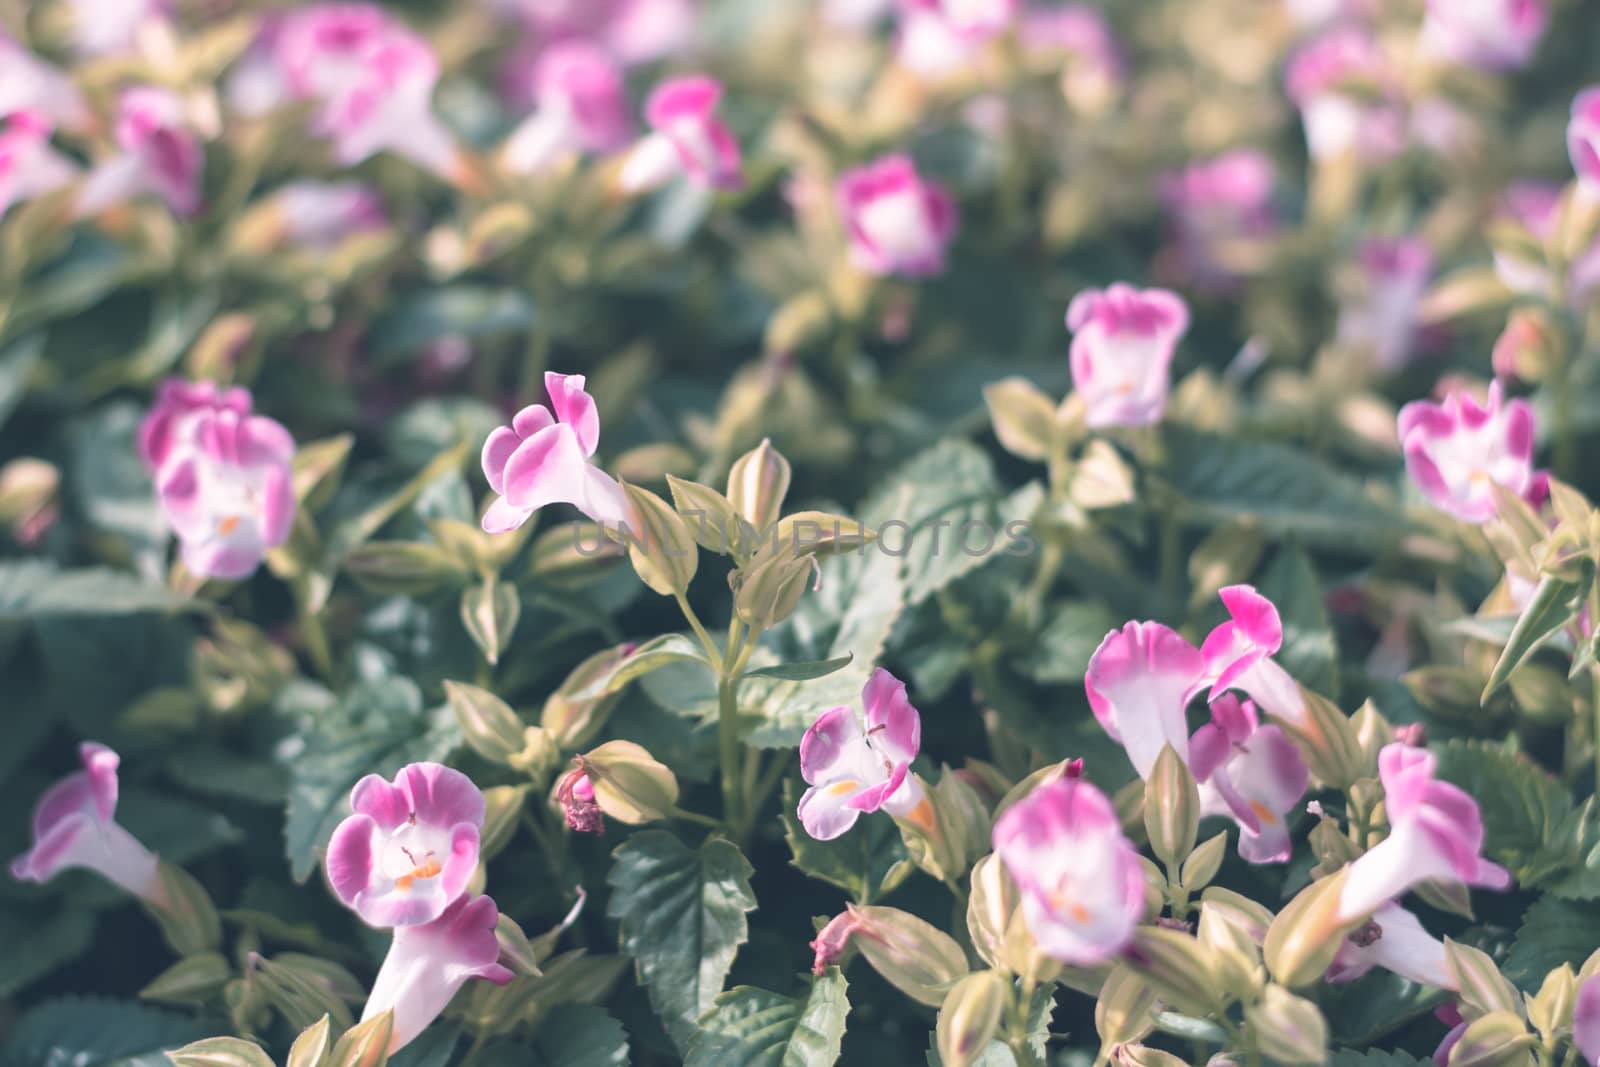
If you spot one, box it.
[683,971,850,1067]
[0,996,211,1067]
[1503,897,1600,991]
[779,778,910,902]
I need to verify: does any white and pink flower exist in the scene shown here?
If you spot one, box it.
[267,180,387,248]
[893,0,1018,77]
[154,404,296,580]
[992,775,1145,964]
[1397,381,1537,524]
[10,742,161,902]
[1201,585,1307,729]
[360,893,514,1053]
[326,763,485,929]
[1338,236,1433,373]
[0,112,79,220]
[1285,28,1405,163]
[138,378,254,475]
[62,0,171,57]
[1569,88,1600,195]
[77,87,204,218]
[1336,744,1511,922]
[488,0,696,68]
[1159,150,1278,291]
[1576,975,1600,1067]
[619,75,741,194]
[0,34,90,130]
[836,155,958,278]
[502,42,631,176]
[1419,0,1547,72]
[1190,696,1309,864]
[1327,903,1453,988]
[796,668,927,841]
[1086,620,1204,779]
[1066,284,1191,429]
[479,371,633,534]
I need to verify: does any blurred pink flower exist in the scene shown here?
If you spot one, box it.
[361,894,514,1053]
[138,378,254,474]
[619,75,741,193]
[1286,27,1405,163]
[836,154,958,277]
[1066,283,1190,428]
[0,111,79,220]
[1159,150,1278,290]
[1419,0,1547,72]
[154,405,296,579]
[1337,744,1511,922]
[480,371,632,533]
[77,87,204,218]
[797,669,927,840]
[810,911,863,974]
[1338,236,1433,373]
[0,34,91,129]
[992,775,1145,964]
[270,180,387,248]
[62,0,170,56]
[1021,4,1124,109]
[1327,903,1454,988]
[502,42,631,175]
[1398,381,1536,524]
[489,0,696,67]
[327,762,485,928]
[1189,695,1309,863]
[1575,975,1600,1067]
[1282,0,1373,30]
[10,742,161,902]
[1569,87,1600,194]
[1491,182,1600,302]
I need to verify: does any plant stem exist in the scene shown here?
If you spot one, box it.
[1159,502,1184,620]
[675,593,723,673]
[718,674,743,832]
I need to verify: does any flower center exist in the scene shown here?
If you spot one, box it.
[1249,800,1278,826]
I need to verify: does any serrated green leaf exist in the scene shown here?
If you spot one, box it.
[531,1006,630,1067]
[606,830,757,1051]
[0,561,202,621]
[1536,798,1600,899]
[1432,741,1570,881]
[284,677,462,882]
[0,996,210,1067]
[684,971,849,1067]
[1014,600,1118,684]
[1257,545,1338,699]
[1503,897,1600,991]
[779,778,908,902]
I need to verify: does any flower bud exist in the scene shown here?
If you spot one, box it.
[1492,308,1560,384]
[0,457,59,543]
[1446,940,1523,1020]
[460,579,520,666]
[445,681,526,766]
[495,913,543,978]
[666,475,744,555]
[983,377,1057,462]
[937,971,1009,1067]
[847,904,970,1007]
[574,740,678,824]
[1447,1011,1536,1067]
[726,438,792,538]
[1095,964,1159,1052]
[898,767,988,885]
[1281,688,1368,789]
[1181,833,1228,891]
[734,549,815,629]
[1124,927,1223,1017]
[1116,1044,1191,1067]
[1245,984,1328,1066]
[140,952,233,1006]
[811,912,862,975]
[1264,871,1359,988]
[541,642,636,749]
[619,482,699,596]
[144,861,222,957]
[250,952,359,1032]
[966,855,1061,983]
[1525,964,1576,1045]
[344,541,466,596]
[286,1016,332,1067]
[328,1009,393,1067]
[1198,887,1272,960]
[1145,744,1200,869]
[555,767,604,833]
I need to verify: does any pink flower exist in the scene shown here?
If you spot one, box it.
[1575,975,1600,1067]
[1327,904,1453,988]
[488,0,696,68]
[810,911,863,974]
[1066,284,1190,429]
[1285,28,1405,163]
[62,0,170,56]
[1419,0,1547,72]
[10,742,161,901]
[138,378,254,475]
[1434,1005,1470,1067]
[479,371,633,534]
[1021,4,1124,109]
[1569,88,1600,194]
[619,75,741,193]
[1201,585,1307,728]
[1086,620,1204,779]
[1338,237,1433,373]
[269,180,386,248]
[836,155,958,278]
[797,668,926,841]
[0,112,79,220]
[0,34,91,130]
[1283,0,1372,29]
[77,87,204,218]
[229,5,460,180]
[1189,696,1309,864]
[501,42,631,175]
[1398,381,1536,524]
[1336,744,1511,922]
[1158,150,1278,291]
[154,405,296,580]
[360,894,515,1053]
[992,775,1144,964]
[326,763,485,928]
[1491,182,1600,302]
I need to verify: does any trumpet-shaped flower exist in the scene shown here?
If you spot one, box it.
[1067,284,1190,429]
[992,775,1145,964]
[1086,620,1204,779]
[618,75,740,193]
[327,763,485,928]
[488,0,696,68]
[1569,88,1600,194]
[836,155,958,278]
[1398,381,1536,524]
[1576,975,1600,1067]
[138,378,254,475]
[361,894,514,1053]
[1338,237,1433,373]
[797,668,927,841]
[1201,584,1307,728]
[1286,28,1404,163]
[268,180,386,248]
[1419,0,1547,72]
[0,35,90,130]
[1326,903,1453,988]
[1189,696,1309,864]
[0,112,79,220]
[155,406,296,580]
[10,742,160,901]
[502,42,631,176]
[77,87,204,218]
[480,371,633,534]
[1336,744,1511,922]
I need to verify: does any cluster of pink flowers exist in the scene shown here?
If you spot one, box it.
[138,379,297,581]
[325,763,513,1053]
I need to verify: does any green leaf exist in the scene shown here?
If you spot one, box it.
[460,579,520,665]
[369,285,533,360]
[0,561,200,620]
[1317,969,1448,1046]
[1431,740,1570,882]
[1163,426,1414,547]
[0,996,210,1067]
[1014,600,1118,684]
[165,1036,276,1067]
[606,830,758,1051]
[532,1006,630,1067]
[0,908,96,997]
[1257,545,1338,699]
[1482,571,1591,700]
[779,778,908,902]
[1326,1051,1432,1067]
[10,234,135,330]
[572,633,710,700]
[1503,897,1600,991]
[684,971,849,1067]
[0,332,43,431]
[1536,798,1600,899]
[283,677,463,882]
[387,1024,460,1067]
[742,654,854,682]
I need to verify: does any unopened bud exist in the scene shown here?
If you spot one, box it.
[1264,871,1359,988]
[726,437,792,535]
[619,482,698,596]
[847,903,970,1007]
[937,971,1009,1067]
[983,377,1057,462]
[328,1010,393,1067]
[811,912,862,975]
[1095,964,1159,1052]
[444,681,526,766]
[1445,940,1523,1019]
[495,913,543,978]
[1124,927,1223,1017]
[541,642,636,749]
[1525,965,1576,1045]
[1491,308,1560,384]
[1245,984,1328,1066]
[1281,689,1367,789]
[1145,745,1200,869]
[556,768,604,833]
[734,549,815,628]
[898,768,987,886]
[574,740,678,824]
[1447,1011,1536,1067]
[0,457,59,533]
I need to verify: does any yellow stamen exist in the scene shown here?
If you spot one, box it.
[1249,800,1278,826]
[905,797,936,832]
[394,858,442,890]
[1069,903,1090,923]
[826,780,860,798]
[218,515,242,536]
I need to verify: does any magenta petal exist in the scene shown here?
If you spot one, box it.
[861,668,920,764]
[480,496,533,534]
[437,823,481,906]
[544,372,601,456]
[1571,974,1600,1067]
[259,462,295,549]
[847,760,909,812]
[799,706,864,785]
[350,774,411,829]
[511,403,555,439]
[1218,585,1283,652]
[500,423,592,514]
[326,813,379,909]
[645,74,721,127]
[481,426,522,495]
[396,763,486,829]
[182,538,265,580]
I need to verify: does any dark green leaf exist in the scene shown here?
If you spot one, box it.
[0,996,210,1067]
[1326,1050,1432,1067]
[684,971,849,1067]
[369,286,533,360]
[1432,740,1570,881]
[742,654,854,682]
[532,1005,631,1067]
[1015,600,1118,684]
[779,778,908,902]
[1257,545,1338,698]
[0,561,201,621]
[0,909,96,998]
[1482,571,1591,700]
[0,332,44,430]
[1503,897,1600,991]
